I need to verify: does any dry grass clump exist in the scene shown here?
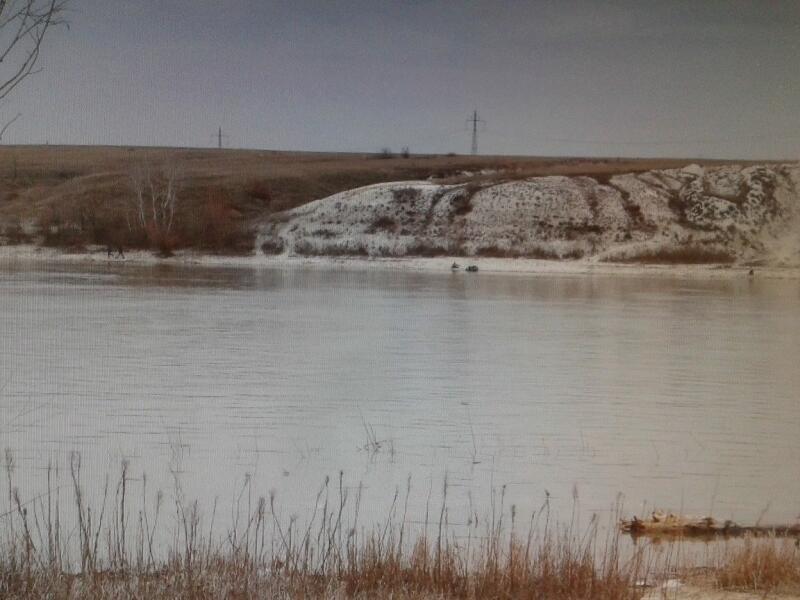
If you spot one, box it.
[1,220,33,245]
[0,455,650,599]
[710,538,800,593]
[5,453,798,599]
[602,245,736,264]
[293,239,370,257]
[365,215,397,234]
[473,245,584,260]
[260,237,285,255]
[403,241,452,257]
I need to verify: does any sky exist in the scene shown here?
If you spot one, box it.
[2,0,800,159]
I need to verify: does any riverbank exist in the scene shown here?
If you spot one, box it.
[1,147,796,267]
[645,588,800,600]
[1,456,798,600]
[0,146,726,258]
[2,244,800,280]
[2,571,798,600]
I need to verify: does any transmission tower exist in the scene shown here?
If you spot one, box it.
[467,110,485,155]
[213,126,229,149]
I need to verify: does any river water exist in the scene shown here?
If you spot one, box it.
[1,261,799,536]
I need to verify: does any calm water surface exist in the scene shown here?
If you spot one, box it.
[1,261,799,532]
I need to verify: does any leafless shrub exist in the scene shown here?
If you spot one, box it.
[473,245,583,260]
[474,245,523,258]
[1,219,32,244]
[602,245,736,264]
[293,239,369,257]
[449,190,474,218]
[127,163,182,256]
[404,240,451,257]
[37,206,85,249]
[366,215,396,233]
[391,187,421,204]
[185,192,254,254]
[560,247,586,259]
[260,237,284,255]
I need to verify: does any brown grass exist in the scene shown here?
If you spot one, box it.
[403,241,452,257]
[601,245,736,265]
[1,454,798,599]
[0,454,652,599]
[710,538,800,593]
[0,220,33,245]
[473,245,585,260]
[0,145,760,256]
[293,239,370,257]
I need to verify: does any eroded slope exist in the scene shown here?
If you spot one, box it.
[259,163,800,264]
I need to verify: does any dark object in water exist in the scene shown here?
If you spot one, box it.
[106,244,125,259]
[748,268,754,277]
[451,262,460,270]
[465,265,478,272]
[621,511,800,540]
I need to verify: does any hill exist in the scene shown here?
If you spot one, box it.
[0,145,786,260]
[259,163,800,266]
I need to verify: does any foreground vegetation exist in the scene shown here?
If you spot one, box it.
[599,245,737,265]
[1,454,798,599]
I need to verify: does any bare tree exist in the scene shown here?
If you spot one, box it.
[0,1,68,99]
[0,1,68,139]
[128,162,181,239]
[0,111,20,139]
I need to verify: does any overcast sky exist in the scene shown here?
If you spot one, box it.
[3,0,800,158]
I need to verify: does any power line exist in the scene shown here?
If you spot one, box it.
[485,126,800,147]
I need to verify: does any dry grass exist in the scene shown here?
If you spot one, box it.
[601,245,737,265]
[473,245,585,260]
[0,454,655,599]
[709,538,800,593]
[0,144,757,255]
[1,456,797,599]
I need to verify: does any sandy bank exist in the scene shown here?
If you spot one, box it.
[2,244,799,280]
[643,585,800,599]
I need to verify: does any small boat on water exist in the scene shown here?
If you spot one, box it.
[465,265,478,272]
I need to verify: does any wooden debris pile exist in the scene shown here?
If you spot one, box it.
[621,511,800,539]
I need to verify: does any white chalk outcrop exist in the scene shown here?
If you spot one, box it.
[258,163,800,265]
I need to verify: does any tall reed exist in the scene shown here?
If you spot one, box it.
[1,452,794,599]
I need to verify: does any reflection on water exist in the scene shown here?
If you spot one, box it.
[1,261,799,532]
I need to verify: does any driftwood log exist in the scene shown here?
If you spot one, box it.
[620,511,800,539]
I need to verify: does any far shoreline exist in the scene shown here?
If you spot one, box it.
[1,244,799,280]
